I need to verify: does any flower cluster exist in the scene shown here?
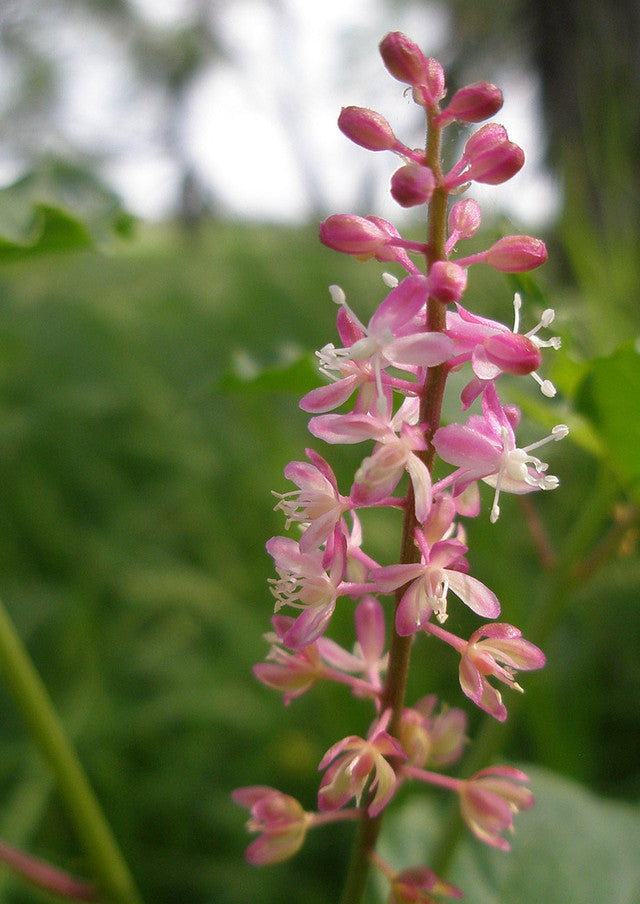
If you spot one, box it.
[235,31,566,900]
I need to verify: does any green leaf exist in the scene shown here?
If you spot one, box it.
[376,766,640,904]
[219,352,320,394]
[0,157,134,260]
[574,343,640,499]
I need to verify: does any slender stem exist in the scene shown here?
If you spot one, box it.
[339,113,450,904]
[0,596,144,904]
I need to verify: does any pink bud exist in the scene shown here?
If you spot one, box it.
[465,141,525,185]
[464,122,509,158]
[379,32,428,86]
[437,81,503,125]
[422,57,446,104]
[427,260,468,304]
[485,235,548,272]
[448,199,482,240]
[319,214,388,256]
[446,141,524,189]
[390,163,436,207]
[338,106,398,152]
[483,333,542,375]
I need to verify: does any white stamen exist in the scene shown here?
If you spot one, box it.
[329,284,346,305]
[382,272,399,288]
[512,292,522,333]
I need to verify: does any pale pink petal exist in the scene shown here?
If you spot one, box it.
[433,422,500,470]
[370,563,427,593]
[309,413,390,444]
[446,570,501,618]
[406,454,432,522]
[386,332,454,367]
[283,602,335,649]
[300,375,361,413]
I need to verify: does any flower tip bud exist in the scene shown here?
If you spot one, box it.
[448,199,482,239]
[485,235,548,272]
[338,105,397,152]
[379,31,428,86]
[390,163,436,207]
[427,260,468,304]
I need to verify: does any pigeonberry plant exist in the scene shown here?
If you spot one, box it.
[235,31,567,904]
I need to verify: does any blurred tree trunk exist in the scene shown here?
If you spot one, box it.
[445,0,640,348]
[527,0,640,348]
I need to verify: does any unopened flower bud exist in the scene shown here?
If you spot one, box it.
[447,141,524,189]
[379,31,428,86]
[427,260,468,304]
[319,214,389,256]
[390,163,436,207]
[448,199,482,240]
[437,81,503,125]
[338,106,398,151]
[466,141,525,185]
[485,235,548,272]
[464,122,509,158]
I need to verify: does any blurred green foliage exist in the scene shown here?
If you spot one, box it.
[0,216,637,904]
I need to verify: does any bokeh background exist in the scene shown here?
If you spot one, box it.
[0,1,638,903]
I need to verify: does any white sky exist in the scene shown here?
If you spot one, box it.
[1,0,560,227]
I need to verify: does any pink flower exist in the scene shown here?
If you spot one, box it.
[302,279,453,417]
[432,383,568,522]
[272,448,351,552]
[318,713,406,816]
[389,866,463,904]
[253,616,328,704]
[232,786,309,865]
[317,595,388,695]
[458,623,546,721]
[266,530,347,648]
[310,399,433,522]
[436,80,503,126]
[399,695,467,768]
[370,528,500,632]
[446,293,560,406]
[458,766,534,850]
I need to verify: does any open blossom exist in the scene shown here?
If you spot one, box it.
[458,623,546,721]
[446,293,561,406]
[310,399,433,522]
[302,278,453,416]
[255,599,388,704]
[426,620,546,721]
[272,448,351,552]
[232,786,309,865]
[433,383,568,522]
[458,767,534,850]
[266,529,347,648]
[318,712,406,816]
[370,527,500,631]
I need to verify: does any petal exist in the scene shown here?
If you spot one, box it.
[283,602,335,649]
[446,570,501,618]
[300,375,362,413]
[433,422,500,471]
[406,453,433,522]
[369,274,428,334]
[309,413,389,444]
[387,332,454,367]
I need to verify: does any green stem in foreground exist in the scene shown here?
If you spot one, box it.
[0,596,144,904]
[339,116,449,904]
